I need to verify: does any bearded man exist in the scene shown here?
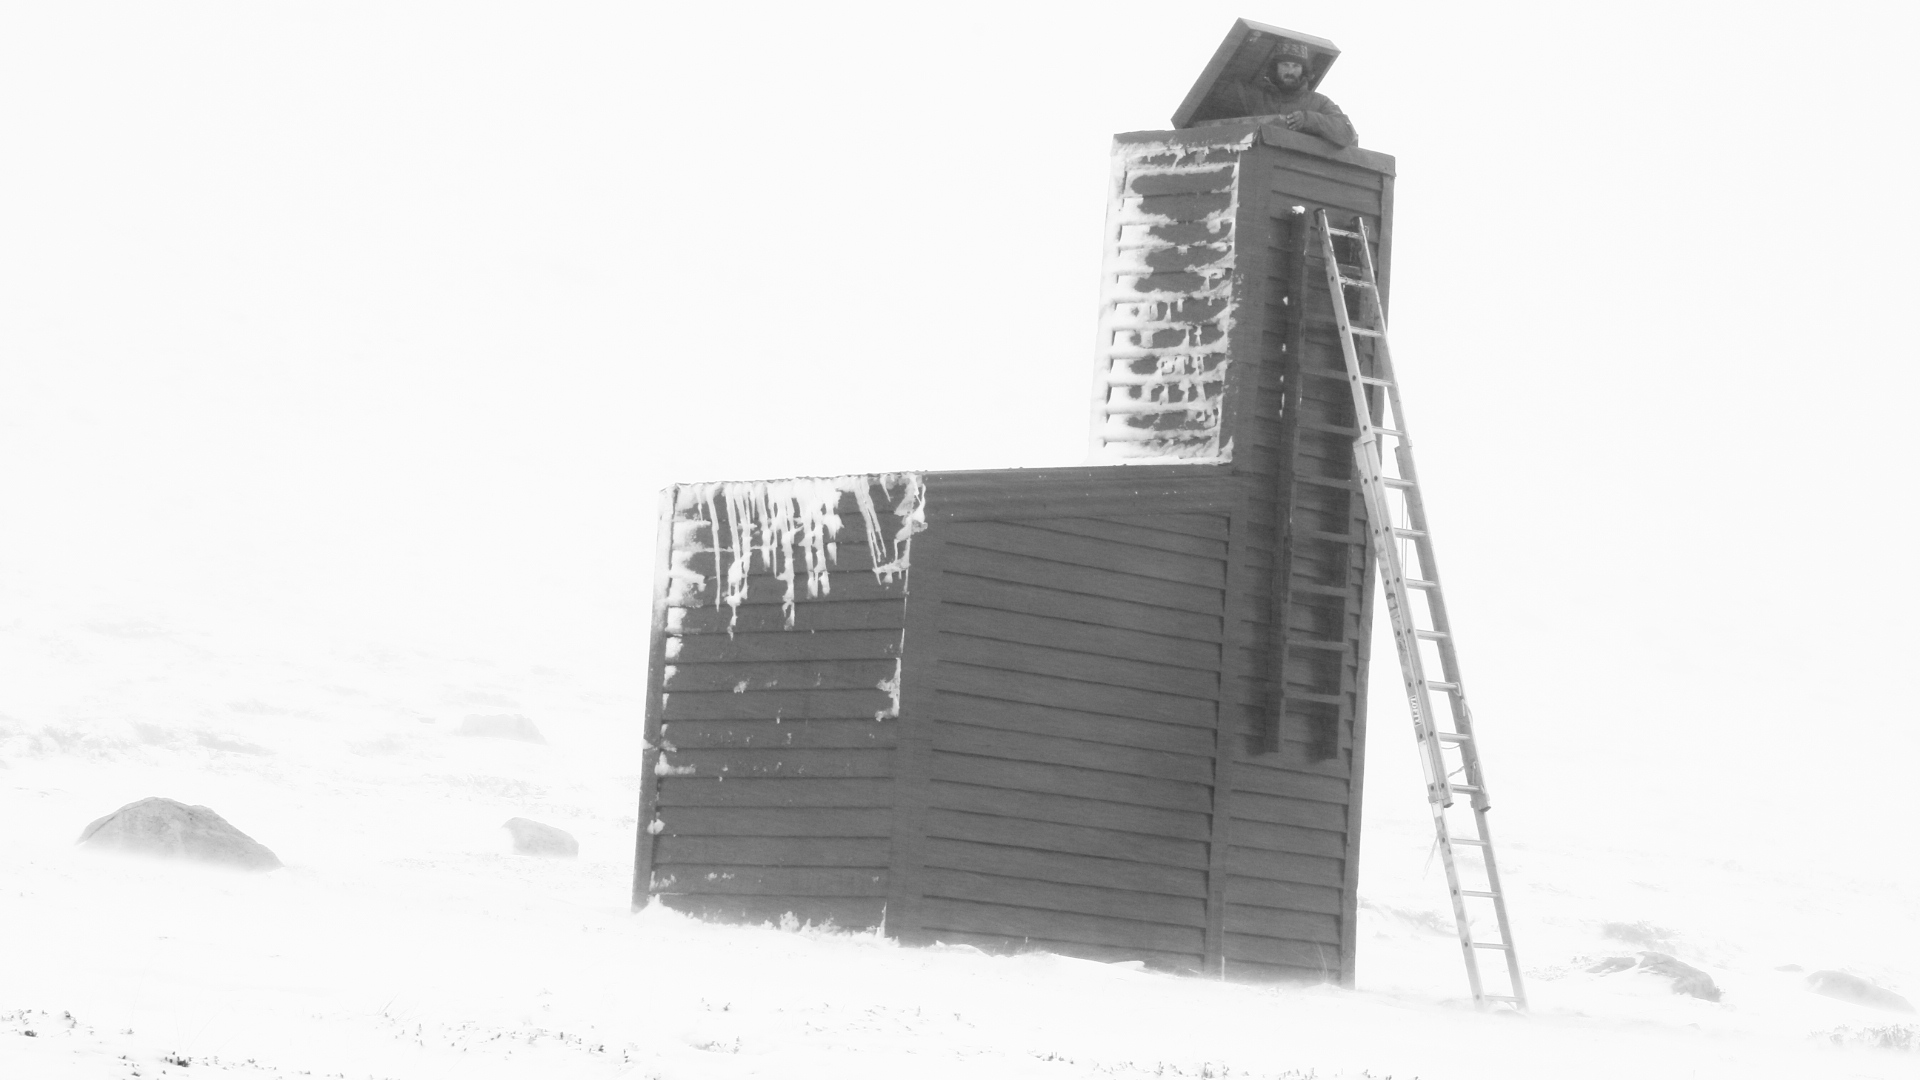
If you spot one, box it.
[1222,40,1356,148]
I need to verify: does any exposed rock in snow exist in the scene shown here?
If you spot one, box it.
[1589,952,1722,1002]
[457,713,546,743]
[1805,970,1915,1013]
[76,797,281,871]
[503,817,578,857]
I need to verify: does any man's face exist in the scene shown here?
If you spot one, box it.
[1274,60,1305,88]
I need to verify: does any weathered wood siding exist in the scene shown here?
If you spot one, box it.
[635,127,1400,986]
[636,478,919,929]
[1211,124,1395,983]
[885,468,1237,971]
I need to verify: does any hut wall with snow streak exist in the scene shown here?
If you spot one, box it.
[635,122,1396,984]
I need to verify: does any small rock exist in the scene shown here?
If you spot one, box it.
[457,714,546,744]
[78,797,281,871]
[1588,952,1721,1002]
[1806,970,1915,1013]
[504,818,578,857]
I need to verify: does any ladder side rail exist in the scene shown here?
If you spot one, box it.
[1433,805,1485,1001]
[1323,212,1526,1010]
[1315,213,1453,807]
[1352,219,1483,774]
[1474,808,1527,1007]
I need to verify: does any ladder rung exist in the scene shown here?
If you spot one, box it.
[1426,681,1461,692]
[1348,326,1384,338]
[1448,782,1484,795]
[1359,376,1393,387]
[1450,837,1490,847]
[1369,425,1406,438]
[1414,629,1450,640]
[1325,226,1361,238]
[1389,527,1427,539]
[1337,276,1377,290]
[1405,578,1439,589]
[1381,477,1415,489]
[1434,730,1472,743]
[1469,942,1514,951]
[1458,889,1499,898]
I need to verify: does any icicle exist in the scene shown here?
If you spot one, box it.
[674,473,927,631]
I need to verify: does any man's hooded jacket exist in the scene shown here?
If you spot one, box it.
[1220,72,1357,148]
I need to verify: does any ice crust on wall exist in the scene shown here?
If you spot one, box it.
[1088,134,1251,464]
[667,473,926,629]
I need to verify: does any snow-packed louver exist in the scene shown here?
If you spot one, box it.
[1088,133,1251,464]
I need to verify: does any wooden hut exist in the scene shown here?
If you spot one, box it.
[634,30,1397,984]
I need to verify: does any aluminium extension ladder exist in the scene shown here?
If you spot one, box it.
[1316,210,1527,1010]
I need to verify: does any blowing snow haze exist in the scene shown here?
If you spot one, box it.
[4,1,1920,1077]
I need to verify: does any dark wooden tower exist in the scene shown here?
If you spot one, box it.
[635,25,1397,984]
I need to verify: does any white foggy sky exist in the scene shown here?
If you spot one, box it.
[3,3,1917,871]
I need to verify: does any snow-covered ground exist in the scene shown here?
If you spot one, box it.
[4,583,1916,1080]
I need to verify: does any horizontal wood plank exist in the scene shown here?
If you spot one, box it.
[663,659,897,694]
[936,603,1220,671]
[668,601,905,635]
[934,663,1217,728]
[921,868,1206,928]
[1222,875,1344,916]
[670,541,894,578]
[1105,513,1230,540]
[652,835,892,868]
[656,747,893,779]
[1017,517,1228,560]
[1223,905,1343,944]
[1230,791,1348,832]
[935,573,1223,643]
[941,545,1222,617]
[927,779,1210,842]
[923,837,1207,899]
[932,720,1216,788]
[666,629,903,664]
[944,520,1225,589]
[1223,845,1345,888]
[667,572,905,608]
[653,777,895,809]
[931,746,1212,816]
[662,689,895,722]
[1270,168,1382,216]
[661,717,895,750]
[1227,819,1348,860]
[923,808,1208,869]
[648,866,888,897]
[925,692,1214,757]
[1231,764,1352,803]
[936,632,1219,701]
[656,806,894,838]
